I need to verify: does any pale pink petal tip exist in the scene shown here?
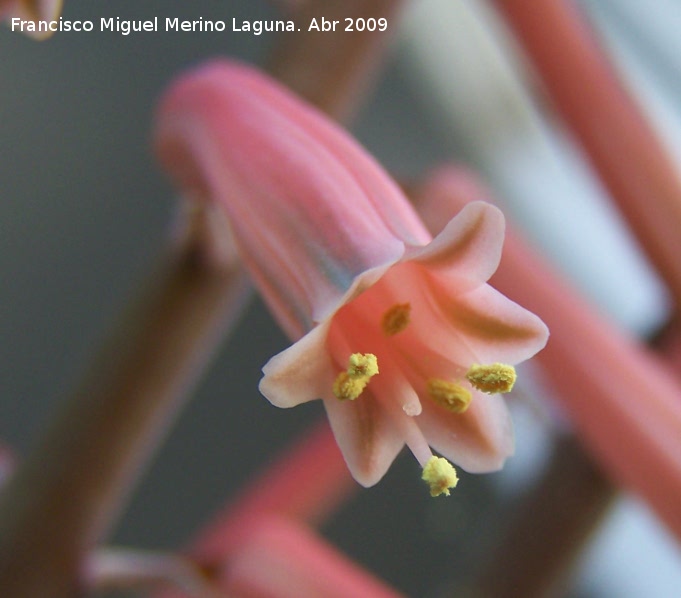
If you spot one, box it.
[323,391,405,487]
[420,392,515,474]
[411,201,505,286]
[259,325,333,409]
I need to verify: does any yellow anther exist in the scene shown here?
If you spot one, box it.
[422,456,459,497]
[381,303,411,336]
[333,372,369,401]
[347,353,379,378]
[333,353,378,401]
[466,363,516,394]
[427,379,472,413]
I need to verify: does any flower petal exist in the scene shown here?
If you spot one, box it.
[260,324,334,408]
[323,393,405,487]
[419,393,514,473]
[410,201,505,287]
[427,281,549,365]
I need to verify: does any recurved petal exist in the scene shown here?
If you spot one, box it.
[260,325,335,408]
[428,281,549,365]
[419,393,514,473]
[410,201,505,287]
[323,393,405,487]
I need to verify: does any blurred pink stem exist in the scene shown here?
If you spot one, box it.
[155,422,395,598]
[183,421,355,572]
[0,205,251,597]
[493,0,681,305]
[413,167,681,541]
[223,515,403,598]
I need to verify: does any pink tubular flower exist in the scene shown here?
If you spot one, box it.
[222,515,404,598]
[155,60,548,491]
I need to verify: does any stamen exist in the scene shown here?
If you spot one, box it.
[422,456,459,497]
[427,379,472,413]
[466,363,516,394]
[381,303,411,336]
[333,353,378,400]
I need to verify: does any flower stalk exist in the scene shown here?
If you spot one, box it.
[493,0,681,306]
[188,421,354,565]
[0,206,251,597]
[216,515,405,598]
[155,422,403,597]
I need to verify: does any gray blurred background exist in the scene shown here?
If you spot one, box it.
[1,1,680,596]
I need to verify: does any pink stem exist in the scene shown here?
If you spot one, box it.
[222,515,404,598]
[0,208,252,597]
[493,0,681,305]
[154,422,362,597]
[186,421,355,569]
